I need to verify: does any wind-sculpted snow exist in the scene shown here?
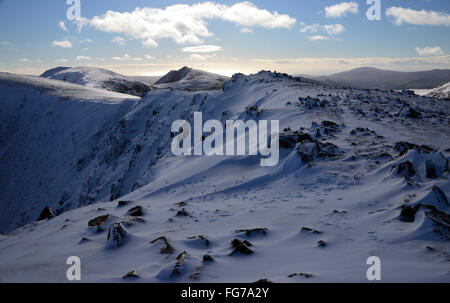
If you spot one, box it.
[0,70,449,282]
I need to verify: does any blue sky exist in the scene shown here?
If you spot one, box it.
[0,0,449,76]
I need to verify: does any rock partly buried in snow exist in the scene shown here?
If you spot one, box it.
[288,272,313,278]
[117,200,133,207]
[122,270,139,279]
[400,186,449,226]
[279,131,314,149]
[37,205,55,221]
[202,254,214,262]
[88,214,112,232]
[230,239,253,255]
[153,66,228,91]
[186,235,210,247]
[297,140,340,163]
[391,161,416,179]
[176,208,189,217]
[394,141,434,156]
[317,240,327,248]
[40,66,151,97]
[106,223,127,247]
[150,236,175,254]
[300,227,322,234]
[235,228,268,237]
[126,206,143,217]
[170,251,188,277]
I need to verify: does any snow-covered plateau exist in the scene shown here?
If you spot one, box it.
[0,68,448,282]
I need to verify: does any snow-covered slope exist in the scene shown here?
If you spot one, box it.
[0,73,139,232]
[0,71,449,282]
[426,82,450,100]
[41,66,151,97]
[154,66,229,91]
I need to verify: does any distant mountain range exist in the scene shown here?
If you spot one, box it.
[305,67,450,90]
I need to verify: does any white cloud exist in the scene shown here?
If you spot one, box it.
[52,40,72,48]
[56,58,68,63]
[324,24,344,35]
[300,24,321,33]
[19,58,30,62]
[181,45,223,53]
[144,55,155,60]
[76,56,91,61]
[111,36,126,46]
[59,21,68,32]
[240,27,253,33]
[416,46,443,56]
[386,7,450,26]
[112,53,143,61]
[325,2,358,18]
[189,54,207,61]
[89,2,296,47]
[307,35,329,41]
[301,24,344,35]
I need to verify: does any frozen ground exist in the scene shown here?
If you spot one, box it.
[0,70,448,282]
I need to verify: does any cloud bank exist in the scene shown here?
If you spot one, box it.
[386,7,450,26]
[89,2,296,47]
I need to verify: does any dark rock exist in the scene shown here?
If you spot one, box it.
[425,160,437,178]
[176,208,189,216]
[37,205,55,221]
[288,272,313,278]
[203,255,214,262]
[122,270,139,279]
[230,239,253,255]
[321,120,339,128]
[88,214,110,231]
[393,161,416,178]
[107,223,127,247]
[150,236,175,254]
[253,279,273,284]
[317,240,327,248]
[300,227,322,234]
[297,140,339,163]
[394,142,418,156]
[127,206,143,217]
[279,131,314,149]
[117,200,132,207]
[235,228,268,237]
[170,251,188,277]
[400,204,422,222]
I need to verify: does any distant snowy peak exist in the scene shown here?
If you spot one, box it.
[426,82,450,100]
[40,66,151,97]
[154,66,229,91]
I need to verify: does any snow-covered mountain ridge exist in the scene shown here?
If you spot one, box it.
[426,82,450,100]
[41,66,152,97]
[0,69,448,282]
